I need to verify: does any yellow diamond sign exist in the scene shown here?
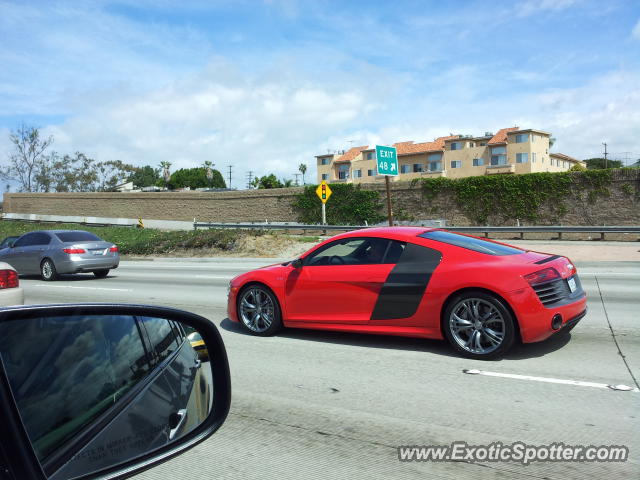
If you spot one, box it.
[315,181,332,204]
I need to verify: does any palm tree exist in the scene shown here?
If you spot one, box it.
[298,163,307,185]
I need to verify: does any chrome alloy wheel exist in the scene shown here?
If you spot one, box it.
[449,298,506,355]
[239,287,275,333]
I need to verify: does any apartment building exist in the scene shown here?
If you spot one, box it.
[316,127,585,184]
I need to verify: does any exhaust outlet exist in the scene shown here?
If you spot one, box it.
[551,314,563,330]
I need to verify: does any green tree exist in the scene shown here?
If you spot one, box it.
[584,158,623,169]
[1,124,53,192]
[251,174,286,189]
[128,165,161,187]
[298,163,307,184]
[169,167,226,189]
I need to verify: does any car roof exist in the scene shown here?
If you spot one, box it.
[20,230,90,234]
[333,226,435,241]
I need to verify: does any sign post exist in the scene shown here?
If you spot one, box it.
[375,145,398,226]
[315,181,332,225]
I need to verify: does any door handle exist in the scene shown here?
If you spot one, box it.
[168,409,188,440]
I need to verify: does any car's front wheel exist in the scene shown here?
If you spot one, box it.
[237,284,282,336]
[93,269,109,278]
[40,259,59,281]
[443,291,516,359]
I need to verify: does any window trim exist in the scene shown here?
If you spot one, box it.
[303,237,399,266]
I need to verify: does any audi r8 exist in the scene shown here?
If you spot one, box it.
[227,227,587,359]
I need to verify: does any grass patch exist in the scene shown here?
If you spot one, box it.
[0,221,263,255]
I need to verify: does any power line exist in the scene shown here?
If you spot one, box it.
[602,142,608,169]
[227,165,233,188]
[292,173,301,186]
[246,171,254,189]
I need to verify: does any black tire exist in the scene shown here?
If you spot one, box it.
[40,258,59,281]
[237,284,282,336]
[442,290,516,360]
[93,269,110,278]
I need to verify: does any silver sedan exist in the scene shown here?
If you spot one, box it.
[0,230,120,280]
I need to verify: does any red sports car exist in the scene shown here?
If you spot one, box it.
[227,227,587,359]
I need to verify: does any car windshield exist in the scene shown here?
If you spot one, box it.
[55,232,102,243]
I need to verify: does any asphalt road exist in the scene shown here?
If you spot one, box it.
[21,258,640,479]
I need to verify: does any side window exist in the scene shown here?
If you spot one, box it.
[305,238,390,266]
[0,315,151,461]
[13,234,34,247]
[383,240,406,264]
[140,317,179,365]
[32,233,51,246]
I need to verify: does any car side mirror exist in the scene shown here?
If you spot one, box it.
[0,304,231,480]
[291,258,303,268]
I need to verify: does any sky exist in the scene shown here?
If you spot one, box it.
[1,0,639,189]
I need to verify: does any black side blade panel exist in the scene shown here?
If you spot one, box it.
[371,243,442,320]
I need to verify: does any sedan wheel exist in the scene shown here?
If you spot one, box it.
[238,285,282,336]
[444,292,515,359]
[41,259,58,281]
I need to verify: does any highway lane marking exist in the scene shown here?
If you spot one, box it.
[462,369,640,393]
[579,272,640,276]
[29,285,132,292]
[111,272,231,280]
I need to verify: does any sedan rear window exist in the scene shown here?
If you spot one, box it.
[418,230,523,256]
[55,232,101,243]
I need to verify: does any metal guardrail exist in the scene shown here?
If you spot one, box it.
[193,222,640,240]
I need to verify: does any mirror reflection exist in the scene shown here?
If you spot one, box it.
[0,314,213,480]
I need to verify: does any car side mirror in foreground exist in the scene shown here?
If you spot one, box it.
[0,304,231,480]
[291,258,303,268]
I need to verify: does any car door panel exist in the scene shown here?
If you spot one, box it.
[285,263,394,323]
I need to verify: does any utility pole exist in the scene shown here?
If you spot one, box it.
[227,165,233,189]
[293,173,301,186]
[246,171,254,189]
[602,142,608,169]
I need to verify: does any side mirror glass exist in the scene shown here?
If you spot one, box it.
[291,258,303,268]
[0,304,231,480]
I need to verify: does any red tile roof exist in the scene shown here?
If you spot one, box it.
[393,135,459,155]
[488,127,519,145]
[334,146,368,162]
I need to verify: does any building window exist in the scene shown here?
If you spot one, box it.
[479,142,487,146]
[473,158,484,166]
[490,146,506,165]
[515,134,529,143]
[400,164,411,174]
[367,169,376,176]
[353,169,362,178]
[366,152,374,160]
[428,161,442,172]
[532,135,536,142]
[320,158,329,165]
[516,153,528,163]
[321,173,328,180]
[469,142,475,148]
[450,142,463,150]
[337,164,350,179]
[427,152,443,162]
[532,152,537,163]
[413,164,423,173]
[451,160,462,169]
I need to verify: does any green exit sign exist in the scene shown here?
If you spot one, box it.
[375,145,398,176]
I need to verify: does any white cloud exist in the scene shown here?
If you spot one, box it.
[632,19,640,39]
[516,0,583,18]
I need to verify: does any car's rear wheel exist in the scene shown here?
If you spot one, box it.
[41,259,58,281]
[93,269,109,278]
[237,284,282,336]
[443,291,516,359]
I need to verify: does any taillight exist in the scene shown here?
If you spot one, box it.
[524,267,560,285]
[109,246,118,252]
[63,248,86,254]
[0,269,19,289]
